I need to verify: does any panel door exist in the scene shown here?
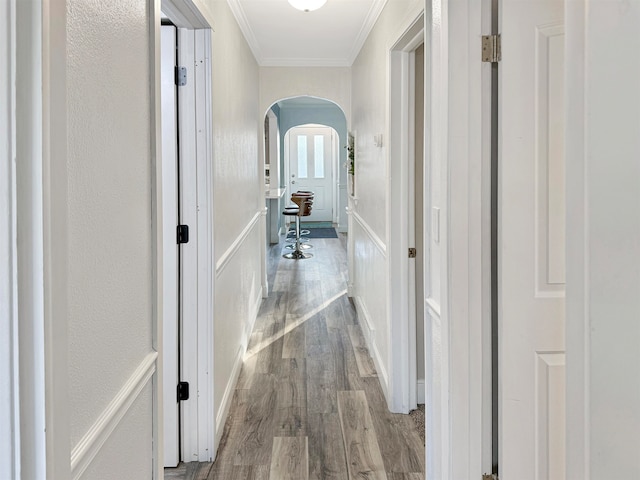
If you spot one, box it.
[499,1,565,479]
[289,126,334,222]
[161,24,180,468]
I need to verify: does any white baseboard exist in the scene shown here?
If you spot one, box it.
[417,379,425,404]
[215,288,261,453]
[215,346,243,450]
[247,287,262,340]
[355,295,375,340]
[354,295,389,404]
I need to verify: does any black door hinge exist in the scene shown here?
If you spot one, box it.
[177,381,189,401]
[177,225,189,244]
[175,66,187,86]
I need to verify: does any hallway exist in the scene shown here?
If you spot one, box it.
[166,234,425,479]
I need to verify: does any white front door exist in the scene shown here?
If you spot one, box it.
[161,24,180,468]
[500,1,565,479]
[288,126,334,222]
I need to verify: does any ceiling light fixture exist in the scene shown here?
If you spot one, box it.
[288,0,327,12]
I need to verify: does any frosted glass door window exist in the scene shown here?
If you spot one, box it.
[314,135,325,178]
[297,136,308,178]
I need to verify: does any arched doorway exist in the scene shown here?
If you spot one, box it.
[260,96,348,294]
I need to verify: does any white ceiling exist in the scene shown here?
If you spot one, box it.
[226,0,388,67]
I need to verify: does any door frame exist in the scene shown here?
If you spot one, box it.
[160,22,180,467]
[13,0,71,477]
[387,11,424,415]
[420,0,493,478]
[265,109,280,190]
[9,0,213,476]
[156,0,216,465]
[1,1,20,476]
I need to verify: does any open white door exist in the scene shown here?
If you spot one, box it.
[499,0,565,479]
[161,24,180,468]
[288,125,335,222]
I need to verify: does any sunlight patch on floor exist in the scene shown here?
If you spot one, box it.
[243,289,348,361]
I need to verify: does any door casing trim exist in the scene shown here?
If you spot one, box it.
[155,0,216,466]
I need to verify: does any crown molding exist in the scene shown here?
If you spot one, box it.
[227,0,388,67]
[347,0,388,65]
[260,57,352,67]
[226,0,265,63]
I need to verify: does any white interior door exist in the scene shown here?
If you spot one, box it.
[288,125,334,222]
[499,1,565,479]
[161,24,180,468]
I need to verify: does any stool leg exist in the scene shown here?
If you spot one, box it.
[295,216,301,254]
[282,214,313,259]
[284,214,312,251]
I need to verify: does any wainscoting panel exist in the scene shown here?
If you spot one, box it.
[213,213,263,453]
[216,211,262,277]
[354,296,389,402]
[350,216,389,400]
[77,383,153,480]
[71,353,157,480]
[352,210,387,257]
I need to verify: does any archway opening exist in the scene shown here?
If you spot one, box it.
[262,96,349,253]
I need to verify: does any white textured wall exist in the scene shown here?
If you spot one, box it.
[204,0,263,435]
[260,67,351,121]
[350,0,423,395]
[65,0,155,476]
[208,0,260,256]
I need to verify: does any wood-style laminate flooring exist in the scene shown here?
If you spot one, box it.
[165,233,425,480]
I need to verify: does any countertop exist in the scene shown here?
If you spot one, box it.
[265,187,286,199]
